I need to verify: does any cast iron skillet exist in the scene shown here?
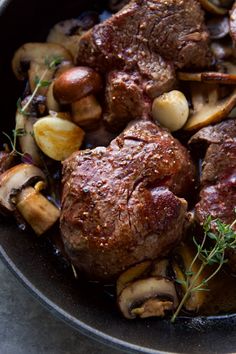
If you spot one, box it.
[0,0,236,353]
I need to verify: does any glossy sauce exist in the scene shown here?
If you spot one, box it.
[200,269,236,316]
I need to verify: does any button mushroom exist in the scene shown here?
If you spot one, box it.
[117,261,152,296]
[184,83,236,131]
[118,277,178,319]
[71,95,102,129]
[16,182,60,236]
[53,66,103,104]
[152,90,189,132]
[0,164,45,213]
[0,164,59,235]
[46,61,74,112]
[12,43,73,95]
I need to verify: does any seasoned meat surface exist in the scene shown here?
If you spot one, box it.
[76,0,211,129]
[61,120,195,280]
[194,120,236,271]
[189,119,236,148]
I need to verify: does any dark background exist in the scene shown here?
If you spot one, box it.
[0,260,121,354]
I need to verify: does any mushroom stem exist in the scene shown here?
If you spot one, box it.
[16,186,60,235]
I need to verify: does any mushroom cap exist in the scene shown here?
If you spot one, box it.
[53,66,103,104]
[118,277,178,319]
[12,42,72,80]
[0,164,46,213]
[184,88,236,131]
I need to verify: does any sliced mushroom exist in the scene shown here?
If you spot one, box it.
[178,71,236,84]
[118,277,178,319]
[184,83,236,131]
[151,259,170,278]
[16,182,60,236]
[199,0,228,15]
[173,244,208,312]
[71,95,102,129]
[15,111,42,166]
[12,43,73,95]
[53,67,103,104]
[33,116,85,161]
[116,261,152,296]
[0,164,46,213]
[207,16,229,39]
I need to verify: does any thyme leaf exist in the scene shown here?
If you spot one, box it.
[3,56,63,157]
[171,215,236,323]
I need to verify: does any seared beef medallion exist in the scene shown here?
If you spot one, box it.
[191,120,236,272]
[76,0,211,129]
[61,121,195,280]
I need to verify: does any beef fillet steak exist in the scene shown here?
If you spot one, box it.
[191,120,236,272]
[60,120,195,280]
[76,0,211,129]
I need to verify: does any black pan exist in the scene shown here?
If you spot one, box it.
[0,1,236,353]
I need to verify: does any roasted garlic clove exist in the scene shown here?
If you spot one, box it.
[33,116,85,161]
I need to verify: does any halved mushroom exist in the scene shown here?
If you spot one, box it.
[12,43,73,95]
[16,182,60,236]
[151,259,170,278]
[199,0,228,15]
[0,164,59,235]
[173,244,208,312]
[184,83,236,131]
[15,111,42,166]
[116,261,152,296]
[0,164,46,213]
[207,16,229,39]
[118,277,178,319]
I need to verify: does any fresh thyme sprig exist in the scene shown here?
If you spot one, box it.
[3,56,63,156]
[18,55,62,117]
[171,214,236,323]
[2,129,26,157]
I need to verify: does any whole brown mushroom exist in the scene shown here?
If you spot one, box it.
[53,67,103,104]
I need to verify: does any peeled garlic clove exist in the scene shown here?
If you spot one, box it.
[33,116,85,161]
[152,90,189,132]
